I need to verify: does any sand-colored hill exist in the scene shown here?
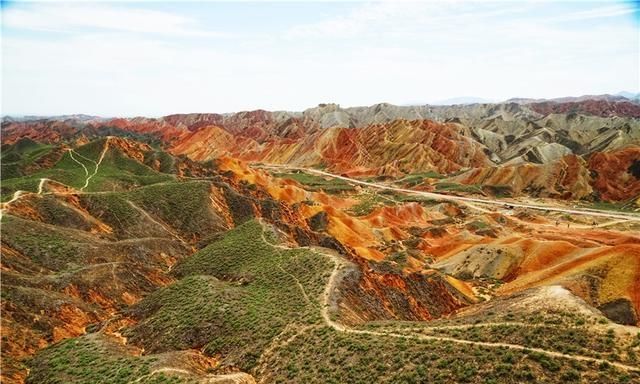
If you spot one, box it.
[449,154,594,199]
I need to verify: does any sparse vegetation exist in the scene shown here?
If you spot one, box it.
[435,182,484,194]
[127,180,223,237]
[272,171,354,193]
[125,220,333,371]
[1,139,174,199]
[1,139,54,180]
[347,193,384,216]
[347,191,413,216]
[414,324,632,364]
[396,171,445,187]
[261,326,637,383]
[584,200,638,213]
[25,334,191,384]
[77,141,174,192]
[2,215,87,270]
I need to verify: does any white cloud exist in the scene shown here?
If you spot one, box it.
[284,2,532,40]
[285,1,402,39]
[2,3,226,37]
[1,1,638,116]
[552,4,635,22]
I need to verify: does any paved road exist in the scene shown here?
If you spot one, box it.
[254,164,640,222]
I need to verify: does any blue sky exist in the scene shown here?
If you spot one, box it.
[1,1,639,116]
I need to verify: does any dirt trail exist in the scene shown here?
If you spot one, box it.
[323,255,640,371]
[276,265,311,305]
[5,190,24,204]
[258,222,312,305]
[257,221,349,330]
[128,367,191,383]
[37,178,48,194]
[72,149,98,165]
[126,200,187,244]
[3,140,110,211]
[0,191,25,219]
[319,254,640,372]
[129,368,256,384]
[319,251,349,332]
[254,164,640,222]
[80,137,110,191]
[61,262,125,275]
[68,149,89,177]
[255,324,316,383]
[342,327,640,371]
[255,221,640,372]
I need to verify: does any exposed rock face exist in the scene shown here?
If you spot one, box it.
[598,298,639,326]
[449,145,640,202]
[166,118,493,175]
[307,211,329,232]
[433,244,524,280]
[450,154,594,199]
[339,266,475,324]
[216,158,640,328]
[528,100,640,118]
[105,136,152,162]
[3,101,639,175]
[588,147,640,201]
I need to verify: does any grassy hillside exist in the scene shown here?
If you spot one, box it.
[262,326,638,384]
[74,139,173,192]
[126,220,333,370]
[1,138,54,180]
[25,334,188,384]
[1,139,174,200]
[126,181,225,238]
[272,171,354,193]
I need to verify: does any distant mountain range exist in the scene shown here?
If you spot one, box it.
[616,91,640,101]
[1,114,103,123]
[429,96,496,105]
[4,93,639,122]
[507,92,640,104]
[426,92,640,106]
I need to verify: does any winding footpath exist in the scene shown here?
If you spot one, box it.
[126,200,188,245]
[129,368,255,384]
[37,178,48,194]
[67,149,89,178]
[318,251,640,372]
[254,164,640,222]
[78,137,111,191]
[4,190,24,206]
[2,140,112,217]
[256,222,640,372]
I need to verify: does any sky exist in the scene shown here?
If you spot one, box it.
[1,0,639,116]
